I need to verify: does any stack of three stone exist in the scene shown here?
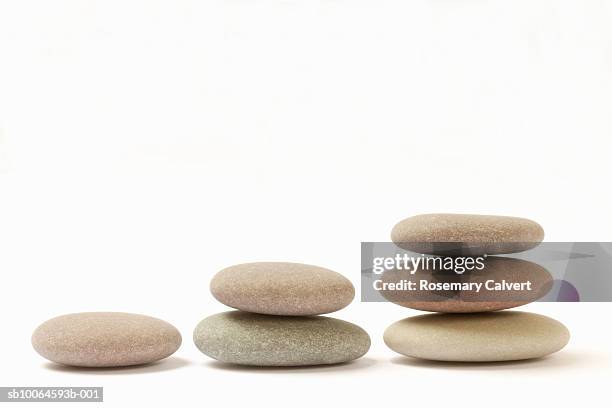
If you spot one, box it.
[382,214,570,362]
[194,262,371,366]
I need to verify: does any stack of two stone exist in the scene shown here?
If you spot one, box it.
[383,214,570,362]
[194,262,371,366]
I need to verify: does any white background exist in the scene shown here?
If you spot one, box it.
[1,1,611,407]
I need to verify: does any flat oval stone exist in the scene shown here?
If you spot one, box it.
[380,257,553,313]
[193,311,371,366]
[384,311,569,362]
[391,214,544,255]
[32,312,182,367]
[210,262,355,316]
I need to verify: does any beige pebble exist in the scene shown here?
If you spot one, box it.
[32,312,182,367]
[210,262,355,316]
[193,311,370,366]
[391,213,544,255]
[380,257,552,312]
[384,311,569,362]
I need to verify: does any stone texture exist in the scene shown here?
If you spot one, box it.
[210,262,355,316]
[32,312,182,367]
[193,311,371,366]
[384,311,569,362]
[391,213,544,255]
[380,257,553,313]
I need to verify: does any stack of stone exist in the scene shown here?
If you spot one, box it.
[193,262,371,366]
[383,214,570,362]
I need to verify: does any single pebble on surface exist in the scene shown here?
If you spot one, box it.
[384,311,569,362]
[210,262,355,316]
[193,311,371,366]
[32,312,182,367]
[391,213,544,255]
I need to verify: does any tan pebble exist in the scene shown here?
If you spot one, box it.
[210,262,355,316]
[384,311,569,362]
[32,312,182,367]
[381,257,552,312]
[391,213,544,255]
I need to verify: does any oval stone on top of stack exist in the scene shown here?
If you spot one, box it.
[383,311,569,362]
[380,257,553,313]
[210,262,355,316]
[391,213,544,255]
[193,311,371,366]
[32,312,182,367]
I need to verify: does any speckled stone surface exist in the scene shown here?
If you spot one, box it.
[32,312,182,367]
[210,262,355,316]
[384,311,569,362]
[193,311,371,366]
[381,257,552,312]
[391,214,544,255]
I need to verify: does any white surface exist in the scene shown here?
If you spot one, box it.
[0,1,611,407]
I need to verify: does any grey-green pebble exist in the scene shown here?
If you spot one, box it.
[193,311,371,366]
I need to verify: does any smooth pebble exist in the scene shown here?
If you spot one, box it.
[32,312,182,367]
[391,213,545,255]
[193,311,371,366]
[380,257,552,313]
[210,262,355,316]
[384,311,569,362]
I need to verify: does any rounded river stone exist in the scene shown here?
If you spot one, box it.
[391,213,544,255]
[32,312,182,367]
[210,262,355,316]
[193,311,371,366]
[384,311,569,362]
[380,257,553,313]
